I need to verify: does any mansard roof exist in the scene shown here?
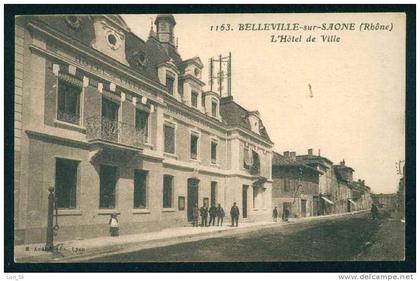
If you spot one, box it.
[32,14,273,143]
[219,96,271,142]
[34,15,187,85]
[33,15,96,47]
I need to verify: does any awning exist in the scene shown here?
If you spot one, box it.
[348,199,357,205]
[321,196,334,205]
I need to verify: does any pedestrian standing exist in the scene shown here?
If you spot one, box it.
[208,204,217,226]
[109,213,119,237]
[192,204,200,227]
[200,203,209,227]
[272,206,278,222]
[371,204,379,220]
[282,208,290,222]
[230,202,240,227]
[216,203,225,226]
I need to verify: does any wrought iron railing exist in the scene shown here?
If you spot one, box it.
[57,110,80,125]
[86,116,146,148]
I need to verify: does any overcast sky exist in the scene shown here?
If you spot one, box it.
[122,13,405,194]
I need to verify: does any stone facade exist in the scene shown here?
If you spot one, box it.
[272,152,321,218]
[14,14,273,244]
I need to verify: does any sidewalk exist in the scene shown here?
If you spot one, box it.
[15,210,367,263]
[356,212,405,261]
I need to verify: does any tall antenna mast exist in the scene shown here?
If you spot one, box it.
[209,53,232,97]
[209,58,214,92]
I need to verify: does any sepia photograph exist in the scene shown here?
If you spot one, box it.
[4,3,415,273]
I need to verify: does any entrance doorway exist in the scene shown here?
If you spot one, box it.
[301,199,307,217]
[313,196,320,216]
[242,185,248,218]
[187,178,199,221]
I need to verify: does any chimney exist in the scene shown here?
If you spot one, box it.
[318,149,321,156]
[284,151,290,158]
[290,152,296,161]
[341,159,346,166]
[362,180,365,186]
[308,148,313,156]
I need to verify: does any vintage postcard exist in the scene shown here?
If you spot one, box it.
[5,5,413,272]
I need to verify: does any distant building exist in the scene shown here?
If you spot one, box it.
[348,180,373,211]
[14,14,273,244]
[333,160,357,213]
[272,151,321,218]
[296,149,336,215]
[372,193,397,209]
[272,149,372,217]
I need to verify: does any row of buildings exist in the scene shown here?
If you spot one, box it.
[272,150,372,219]
[13,14,372,245]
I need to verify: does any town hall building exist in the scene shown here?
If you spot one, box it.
[14,14,274,244]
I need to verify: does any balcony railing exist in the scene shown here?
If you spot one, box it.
[57,110,80,125]
[86,116,146,149]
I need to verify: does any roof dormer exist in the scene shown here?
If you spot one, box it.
[248,111,261,134]
[183,57,203,79]
[91,15,129,65]
[179,57,205,110]
[158,59,181,101]
[203,91,221,121]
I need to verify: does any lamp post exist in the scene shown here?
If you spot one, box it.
[46,186,55,251]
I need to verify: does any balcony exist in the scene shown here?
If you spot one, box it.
[57,110,81,125]
[86,116,146,150]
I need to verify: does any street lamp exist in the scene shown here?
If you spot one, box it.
[46,186,55,251]
[46,186,60,251]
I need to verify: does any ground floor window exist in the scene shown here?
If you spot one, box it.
[99,165,117,209]
[134,169,148,209]
[55,158,79,209]
[163,175,174,208]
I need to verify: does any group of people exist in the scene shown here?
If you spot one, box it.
[108,203,380,237]
[272,206,290,222]
[192,202,241,227]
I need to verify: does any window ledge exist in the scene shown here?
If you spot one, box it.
[97,209,120,215]
[54,119,86,133]
[210,162,220,168]
[252,208,259,211]
[190,158,201,163]
[143,142,153,149]
[132,209,150,214]
[57,209,82,216]
[162,208,176,212]
[164,152,178,159]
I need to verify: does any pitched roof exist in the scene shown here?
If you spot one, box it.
[219,96,271,141]
[272,152,321,174]
[296,154,333,167]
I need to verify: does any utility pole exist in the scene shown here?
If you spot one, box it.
[395,160,405,175]
[209,58,213,92]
